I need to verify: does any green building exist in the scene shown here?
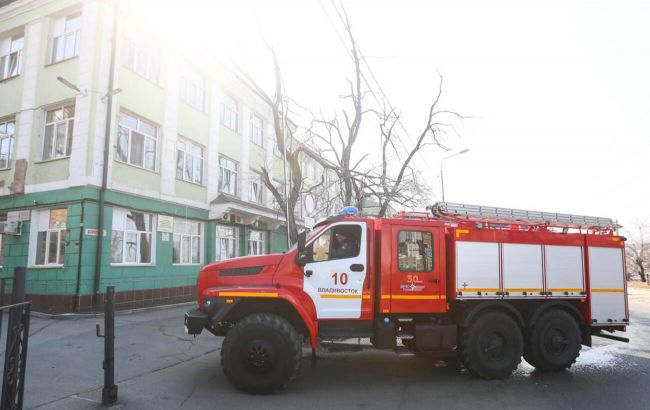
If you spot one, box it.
[0,0,326,312]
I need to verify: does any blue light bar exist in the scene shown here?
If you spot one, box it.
[339,206,359,216]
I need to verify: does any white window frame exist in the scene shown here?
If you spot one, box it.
[220,95,238,131]
[173,218,202,265]
[0,33,24,81]
[176,139,203,184]
[29,208,67,267]
[110,208,155,265]
[51,13,81,64]
[116,111,157,171]
[122,37,160,84]
[247,230,266,256]
[42,104,74,161]
[250,114,263,146]
[216,225,239,261]
[0,119,15,169]
[179,66,205,111]
[219,156,238,195]
[249,171,263,204]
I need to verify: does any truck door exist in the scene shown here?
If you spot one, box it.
[389,225,445,313]
[302,222,367,319]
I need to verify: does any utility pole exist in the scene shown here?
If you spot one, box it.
[440,148,469,202]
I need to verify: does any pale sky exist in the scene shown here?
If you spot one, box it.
[140,0,650,231]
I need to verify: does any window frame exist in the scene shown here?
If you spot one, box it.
[179,66,205,111]
[0,118,15,169]
[0,33,24,81]
[122,37,160,84]
[250,114,263,146]
[50,12,81,64]
[220,95,238,131]
[176,138,204,185]
[216,225,239,261]
[248,170,263,204]
[247,230,266,256]
[308,224,362,263]
[110,208,155,265]
[116,111,157,171]
[218,156,238,195]
[172,218,202,265]
[396,230,435,273]
[32,208,68,267]
[42,103,75,161]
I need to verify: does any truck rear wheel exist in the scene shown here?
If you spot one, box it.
[524,309,581,372]
[221,313,302,394]
[460,311,523,379]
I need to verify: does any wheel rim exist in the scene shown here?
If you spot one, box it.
[544,328,569,356]
[481,331,507,361]
[243,339,275,374]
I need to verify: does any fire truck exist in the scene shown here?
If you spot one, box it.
[185,202,629,394]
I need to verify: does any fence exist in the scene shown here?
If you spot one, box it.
[0,269,30,410]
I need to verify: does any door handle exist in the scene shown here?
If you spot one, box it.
[304,270,313,277]
[350,264,364,272]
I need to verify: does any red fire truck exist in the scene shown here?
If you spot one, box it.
[185,202,629,394]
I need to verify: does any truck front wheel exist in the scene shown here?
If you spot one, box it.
[221,313,302,394]
[460,311,523,379]
[524,309,581,372]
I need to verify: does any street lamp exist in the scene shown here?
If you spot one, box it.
[440,148,470,202]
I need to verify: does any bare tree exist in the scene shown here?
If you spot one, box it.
[626,222,650,283]
[305,5,464,216]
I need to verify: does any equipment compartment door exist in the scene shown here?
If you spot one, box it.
[589,246,628,325]
[389,225,444,313]
[303,222,367,319]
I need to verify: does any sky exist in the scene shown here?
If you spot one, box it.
[138,0,650,232]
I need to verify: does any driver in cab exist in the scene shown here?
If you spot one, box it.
[330,227,359,259]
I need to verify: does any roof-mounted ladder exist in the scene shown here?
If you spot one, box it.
[429,202,620,230]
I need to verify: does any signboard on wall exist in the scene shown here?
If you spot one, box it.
[7,210,30,222]
[157,215,174,232]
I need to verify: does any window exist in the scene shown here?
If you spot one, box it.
[176,139,203,184]
[247,230,265,256]
[43,104,74,160]
[216,225,238,261]
[220,95,238,131]
[34,208,67,266]
[173,218,201,264]
[309,225,361,262]
[0,34,23,80]
[122,38,160,83]
[0,119,15,169]
[111,209,154,264]
[0,214,6,267]
[51,13,81,63]
[397,231,434,272]
[249,171,263,203]
[116,111,157,171]
[250,114,263,146]
[271,134,282,157]
[180,67,204,110]
[219,156,238,195]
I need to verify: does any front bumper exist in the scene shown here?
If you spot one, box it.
[184,308,208,335]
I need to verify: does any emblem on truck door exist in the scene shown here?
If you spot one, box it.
[400,274,425,292]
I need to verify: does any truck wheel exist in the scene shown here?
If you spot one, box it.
[460,311,523,379]
[221,313,302,394]
[525,309,581,372]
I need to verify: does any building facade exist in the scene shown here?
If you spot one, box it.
[0,0,325,312]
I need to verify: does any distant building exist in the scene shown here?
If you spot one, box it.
[0,0,326,312]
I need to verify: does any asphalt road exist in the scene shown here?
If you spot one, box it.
[15,285,650,409]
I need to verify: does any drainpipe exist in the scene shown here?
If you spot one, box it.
[94,0,119,302]
[74,199,86,311]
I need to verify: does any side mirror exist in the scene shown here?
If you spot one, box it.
[296,251,310,266]
[297,231,306,253]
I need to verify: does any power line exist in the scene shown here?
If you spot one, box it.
[323,0,429,168]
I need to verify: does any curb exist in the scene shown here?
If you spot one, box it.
[30,301,196,320]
